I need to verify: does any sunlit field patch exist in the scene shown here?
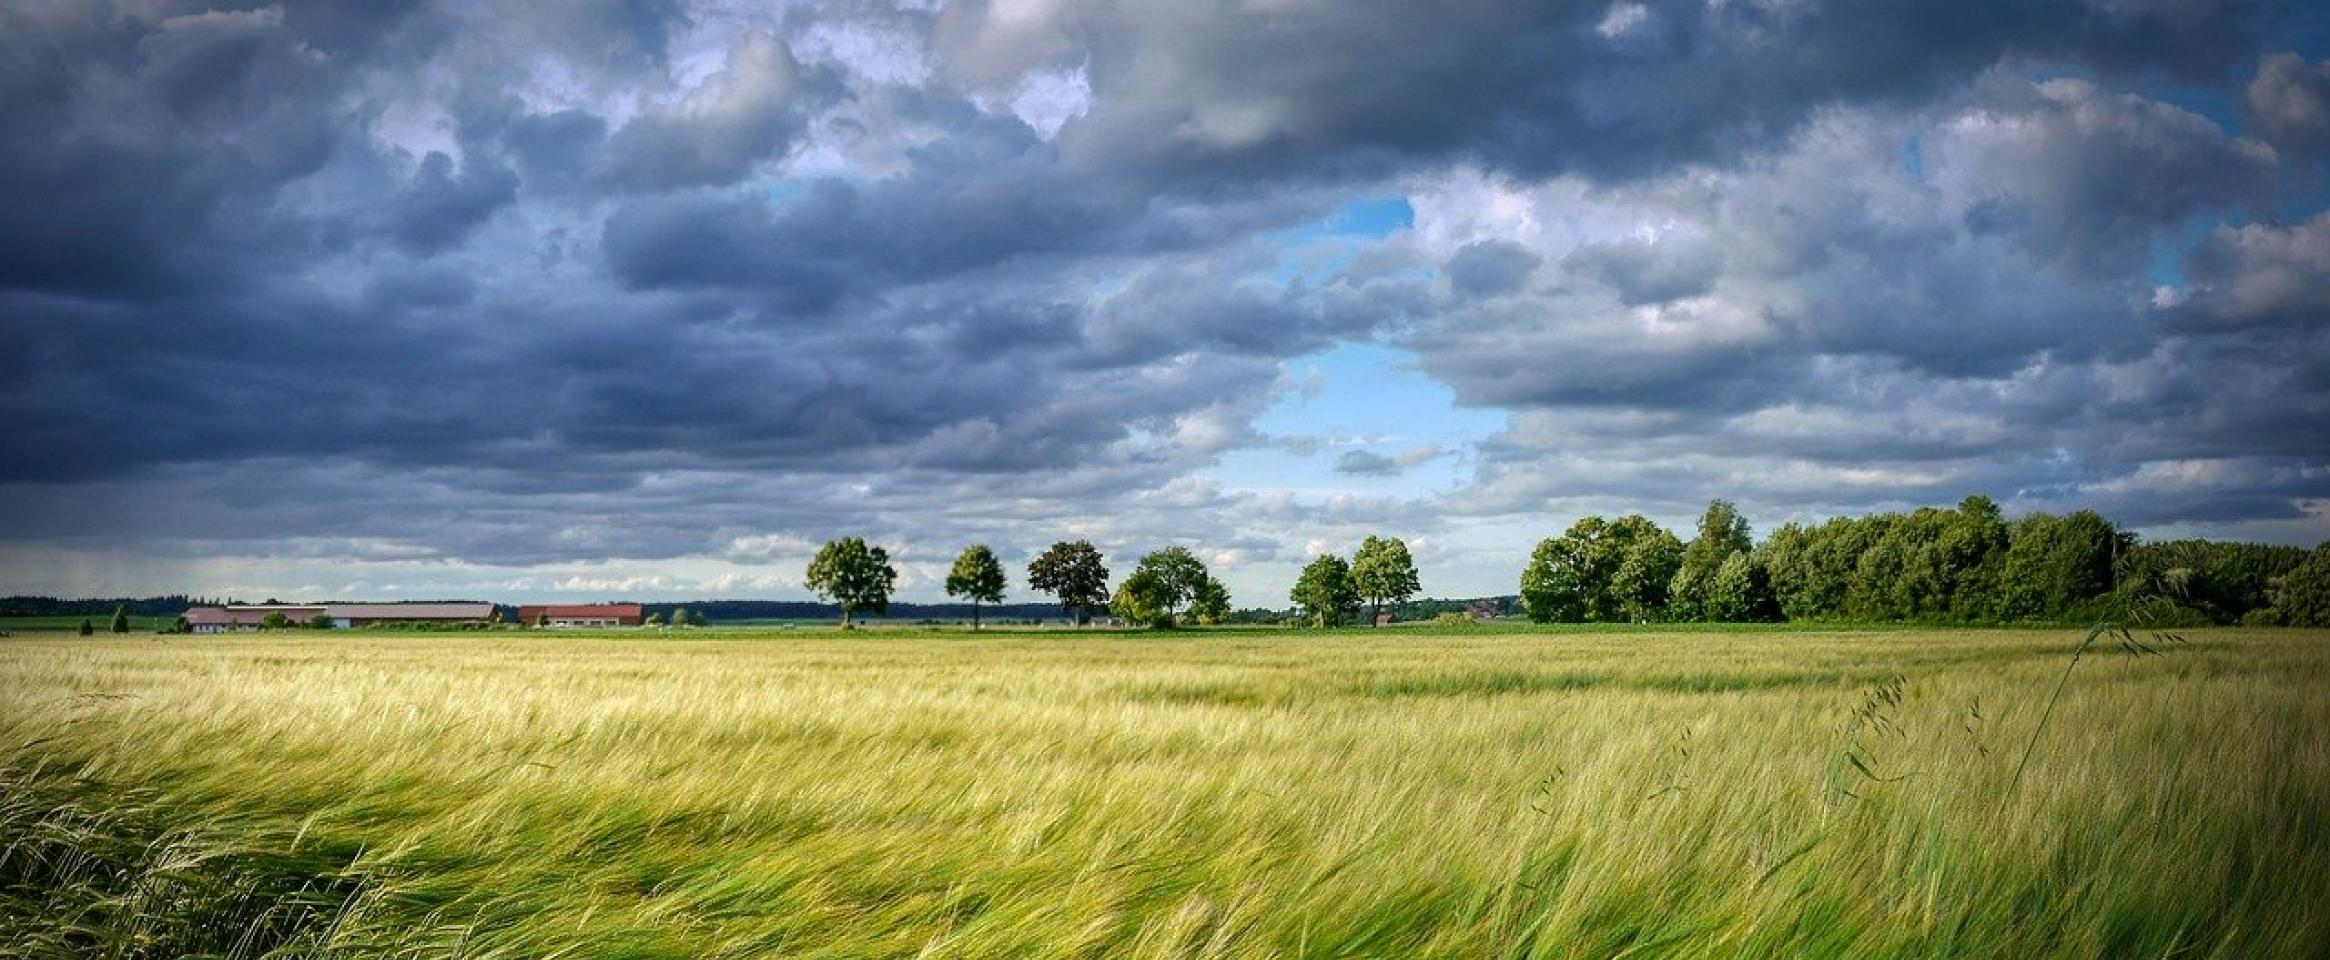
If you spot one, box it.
[3,627,2325,958]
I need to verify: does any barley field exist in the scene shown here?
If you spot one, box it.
[3,627,2326,958]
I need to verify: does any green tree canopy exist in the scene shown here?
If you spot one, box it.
[1520,516,1604,623]
[2267,543,2330,628]
[1111,569,1175,628]
[1704,552,1780,622]
[1027,540,1111,625]
[1521,514,1682,622]
[1608,517,1684,622]
[109,602,130,634]
[1350,535,1421,626]
[944,544,1009,630]
[307,612,335,630]
[1126,546,1212,626]
[260,611,289,630]
[1292,554,1360,627]
[805,537,899,629]
[78,617,93,636]
[1188,576,1232,626]
[1669,500,1752,621]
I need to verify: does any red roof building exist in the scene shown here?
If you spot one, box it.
[516,603,645,627]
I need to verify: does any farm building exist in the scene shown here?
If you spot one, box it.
[184,605,322,633]
[516,603,644,628]
[184,602,496,633]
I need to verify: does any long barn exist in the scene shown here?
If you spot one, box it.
[184,602,496,633]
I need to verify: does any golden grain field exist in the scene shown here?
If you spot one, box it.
[3,626,2326,958]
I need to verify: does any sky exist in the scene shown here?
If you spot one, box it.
[2,0,2327,605]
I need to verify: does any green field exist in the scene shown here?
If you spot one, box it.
[4,627,2326,958]
[0,614,178,633]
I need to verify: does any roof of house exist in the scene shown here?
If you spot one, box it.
[185,606,324,625]
[324,602,496,620]
[517,603,645,618]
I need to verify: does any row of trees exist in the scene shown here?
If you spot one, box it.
[1290,536,1423,627]
[1521,496,2328,626]
[798,500,2328,630]
[803,537,1242,629]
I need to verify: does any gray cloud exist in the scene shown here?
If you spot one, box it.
[0,1,2325,601]
[2247,52,2330,158]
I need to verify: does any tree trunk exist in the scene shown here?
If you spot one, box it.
[1371,599,1382,627]
[972,600,981,631]
[840,605,853,630]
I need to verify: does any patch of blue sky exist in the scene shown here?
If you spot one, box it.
[1267,195,1414,285]
[2151,216,2227,288]
[1202,342,1503,500]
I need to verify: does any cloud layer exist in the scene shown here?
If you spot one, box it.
[1,1,2325,602]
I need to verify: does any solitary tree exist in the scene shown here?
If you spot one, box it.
[1028,540,1111,625]
[77,617,94,637]
[1292,554,1360,627]
[670,606,690,629]
[260,610,290,631]
[307,612,335,630]
[643,611,665,627]
[109,602,130,634]
[689,610,708,628]
[945,544,1009,630]
[1350,535,1421,626]
[805,537,899,629]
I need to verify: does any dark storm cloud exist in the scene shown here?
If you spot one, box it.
[2178,214,2330,330]
[0,0,2325,599]
[1444,241,1541,299]
[388,151,520,254]
[969,0,2291,189]
[2246,52,2330,158]
[0,5,347,298]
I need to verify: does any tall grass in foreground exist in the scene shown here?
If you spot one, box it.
[2,628,2326,958]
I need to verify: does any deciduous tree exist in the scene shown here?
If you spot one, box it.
[1028,540,1111,625]
[1189,576,1232,626]
[945,544,1009,630]
[1111,569,1174,628]
[1292,554,1360,627]
[805,537,899,629]
[1350,535,1420,626]
[1669,500,1752,621]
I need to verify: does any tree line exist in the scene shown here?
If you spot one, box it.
[800,495,2328,631]
[803,536,1423,630]
[1519,496,2328,627]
